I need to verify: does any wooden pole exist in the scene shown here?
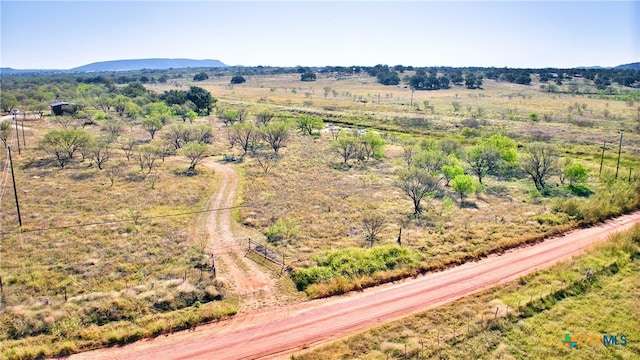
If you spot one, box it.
[13,114,21,154]
[8,146,22,227]
[599,140,606,176]
[21,118,26,149]
[615,130,623,179]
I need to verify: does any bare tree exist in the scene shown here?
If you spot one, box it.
[120,137,138,161]
[520,143,559,191]
[162,123,190,150]
[105,163,124,186]
[323,86,332,98]
[228,122,260,156]
[402,145,418,167]
[362,212,386,247]
[101,121,124,143]
[136,144,160,173]
[395,168,440,216]
[89,140,110,170]
[254,150,278,174]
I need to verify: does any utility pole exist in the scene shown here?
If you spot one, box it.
[615,130,624,179]
[599,140,606,176]
[8,146,22,227]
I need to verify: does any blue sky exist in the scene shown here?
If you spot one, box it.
[1,1,638,69]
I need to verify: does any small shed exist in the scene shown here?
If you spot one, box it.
[50,102,81,116]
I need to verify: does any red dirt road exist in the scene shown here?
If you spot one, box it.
[69,211,640,360]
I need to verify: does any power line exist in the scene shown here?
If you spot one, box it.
[0,203,267,236]
[0,182,396,236]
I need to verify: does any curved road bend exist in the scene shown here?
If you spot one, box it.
[69,211,640,360]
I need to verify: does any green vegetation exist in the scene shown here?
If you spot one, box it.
[292,245,422,296]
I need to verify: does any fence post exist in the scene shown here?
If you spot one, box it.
[494,306,499,320]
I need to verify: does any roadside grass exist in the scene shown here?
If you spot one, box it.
[293,225,640,360]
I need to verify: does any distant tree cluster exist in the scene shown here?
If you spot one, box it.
[368,65,401,85]
[230,75,246,84]
[300,72,317,82]
[193,72,209,81]
[408,70,450,90]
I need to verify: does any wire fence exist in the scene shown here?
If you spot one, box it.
[248,238,286,271]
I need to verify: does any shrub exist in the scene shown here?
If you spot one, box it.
[291,245,422,291]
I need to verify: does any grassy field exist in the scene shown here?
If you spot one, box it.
[293,225,640,359]
[1,69,640,358]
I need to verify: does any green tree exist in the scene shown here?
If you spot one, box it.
[179,142,210,172]
[332,132,358,163]
[466,144,501,183]
[451,174,476,203]
[563,162,589,186]
[395,168,440,216]
[414,150,447,173]
[357,132,385,160]
[261,121,290,156]
[0,92,18,113]
[186,86,215,115]
[296,115,323,136]
[39,129,93,169]
[486,134,518,163]
[142,116,163,140]
[442,162,464,186]
[520,143,559,191]
[218,108,239,126]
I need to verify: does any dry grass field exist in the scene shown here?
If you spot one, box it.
[1,69,639,357]
[148,71,640,289]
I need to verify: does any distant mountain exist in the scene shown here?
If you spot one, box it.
[70,58,227,72]
[615,62,640,71]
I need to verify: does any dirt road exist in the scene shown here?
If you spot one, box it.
[201,160,276,309]
[70,210,640,360]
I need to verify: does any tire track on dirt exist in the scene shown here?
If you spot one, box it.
[202,160,275,309]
